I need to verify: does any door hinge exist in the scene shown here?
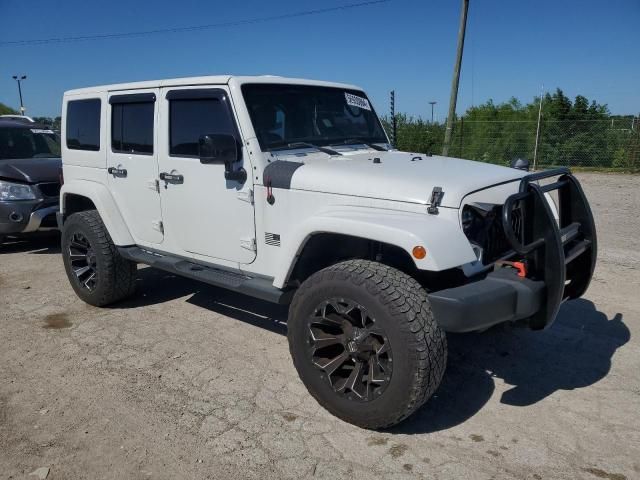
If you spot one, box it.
[148,179,160,193]
[237,189,254,204]
[240,236,256,251]
[152,220,164,234]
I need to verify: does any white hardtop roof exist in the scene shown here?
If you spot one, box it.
[64,75,362,96]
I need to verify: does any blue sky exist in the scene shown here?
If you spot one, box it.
[1,0,638,119]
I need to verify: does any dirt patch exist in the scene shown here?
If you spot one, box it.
[281,412,297,422]
[583,467,627,480]
[42,313,72,329]
[389,444,408,458]
[470,434,484,442]
[367,437,389,446]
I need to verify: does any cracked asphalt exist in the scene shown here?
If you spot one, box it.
[1,173,639,480]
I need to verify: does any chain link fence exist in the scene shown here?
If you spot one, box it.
[383,116,640,172]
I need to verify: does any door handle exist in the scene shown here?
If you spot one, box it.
[108,167,128,178]
[159,172,184,184]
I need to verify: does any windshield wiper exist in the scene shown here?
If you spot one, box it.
[270,142,342,156]
[330,138,389,151]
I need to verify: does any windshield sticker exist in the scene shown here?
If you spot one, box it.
[345,92,371,111]
[30,129,54,134]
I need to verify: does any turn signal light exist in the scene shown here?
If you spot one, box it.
[412,246,427,260]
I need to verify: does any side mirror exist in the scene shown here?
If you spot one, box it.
[198,134,246,182]
[510,158,530,171]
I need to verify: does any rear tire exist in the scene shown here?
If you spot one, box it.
[61,210,137,306]
[287,259,447,429]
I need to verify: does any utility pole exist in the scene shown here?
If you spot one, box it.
[533,85,544,171]
[12,75,27,115]
[442,0,469,157]
[428,101,437,123]
[390,90,397,148]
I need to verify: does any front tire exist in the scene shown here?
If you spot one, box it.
[287,260,447,429]
[61,210,137,306]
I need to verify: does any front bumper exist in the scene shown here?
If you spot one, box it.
[429,168,597,332]
[0,201,59,235]
[429,269,544,332]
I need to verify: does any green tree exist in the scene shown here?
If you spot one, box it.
[31,116,61,130]
[0,102,18,115]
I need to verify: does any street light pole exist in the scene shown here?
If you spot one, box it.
[12,75,27,116]
[428,101,437,123]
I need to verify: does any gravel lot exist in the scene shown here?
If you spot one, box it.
[1,172,639,480]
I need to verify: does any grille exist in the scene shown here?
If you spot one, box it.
[480,204,523,263]
[265,232,281,247]
[38,182,61,197]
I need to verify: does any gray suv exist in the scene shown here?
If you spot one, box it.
[0,118,62,245]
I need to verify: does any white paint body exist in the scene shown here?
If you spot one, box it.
[60,75,530,289]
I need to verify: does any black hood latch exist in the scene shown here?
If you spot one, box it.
[427,186,444,215]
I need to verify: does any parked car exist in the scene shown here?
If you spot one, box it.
[0,118,62,245]
[0,114,36,124]
[57,76,597,429]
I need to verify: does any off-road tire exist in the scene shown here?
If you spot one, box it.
[288,259,447,429]
[62,210,137,306]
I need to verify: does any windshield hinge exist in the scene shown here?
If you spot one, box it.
[240,236,257,252]
[427,186,444,215]
[152,220,164,234]
[237,189,254,204]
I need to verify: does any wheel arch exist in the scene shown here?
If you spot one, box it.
[273,209,477,288]
[286,232,416,287]
[60,181,134,246]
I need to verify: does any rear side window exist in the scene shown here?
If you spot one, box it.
[112,102,154,154]
[169,97,236,157]
[66,99,101,151]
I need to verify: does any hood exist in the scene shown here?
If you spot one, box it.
[0,157,62,184]
[273,150,527,208]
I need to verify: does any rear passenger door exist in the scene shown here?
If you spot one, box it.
[106,90,163,245]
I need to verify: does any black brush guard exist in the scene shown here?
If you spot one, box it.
[429,168,597,332]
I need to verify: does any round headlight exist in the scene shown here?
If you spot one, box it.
[461,206,475,233]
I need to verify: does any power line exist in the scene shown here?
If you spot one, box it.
[0,1,389,47]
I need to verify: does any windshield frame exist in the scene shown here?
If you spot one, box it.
[241,83,389,152]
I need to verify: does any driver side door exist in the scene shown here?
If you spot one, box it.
[157,86,256,264]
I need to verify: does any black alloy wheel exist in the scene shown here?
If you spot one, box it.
[68,232,98,292]
[308,298,392,402]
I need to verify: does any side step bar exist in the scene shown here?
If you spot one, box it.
[118,246,293,305]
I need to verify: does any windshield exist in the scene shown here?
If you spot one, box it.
[242,84,388,151]
[0,127,61,160]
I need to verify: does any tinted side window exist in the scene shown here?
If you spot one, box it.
[112,102,154,154]
[169,98,235,156]
[66,99,101,151]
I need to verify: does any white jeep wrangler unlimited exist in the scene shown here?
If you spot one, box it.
[58,75,597,429]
